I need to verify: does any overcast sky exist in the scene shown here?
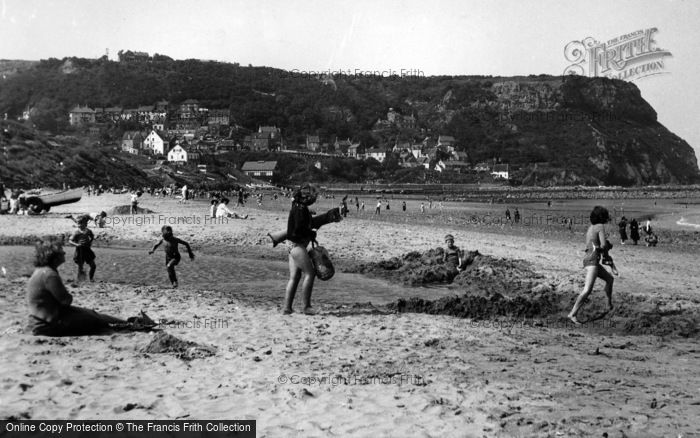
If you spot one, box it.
[1,0,698,160]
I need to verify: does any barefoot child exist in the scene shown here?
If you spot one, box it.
[568,206,615,325]
[148,225,194,288]
[67,216,97,281]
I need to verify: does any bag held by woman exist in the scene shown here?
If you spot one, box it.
[308,242,334,281]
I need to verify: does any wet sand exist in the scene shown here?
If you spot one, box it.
[1,192,699,437]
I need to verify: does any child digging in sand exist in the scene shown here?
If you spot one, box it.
[68,216,97,282]
[568,206,615,325]
[148,226,195,288]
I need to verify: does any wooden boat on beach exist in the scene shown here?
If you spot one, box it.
[23,188,83,214]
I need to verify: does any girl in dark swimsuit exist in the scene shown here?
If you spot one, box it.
[568,206,614,325]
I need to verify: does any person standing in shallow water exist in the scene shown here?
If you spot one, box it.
[568,206,615,325]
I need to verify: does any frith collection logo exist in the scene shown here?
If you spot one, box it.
[564,28,672,81]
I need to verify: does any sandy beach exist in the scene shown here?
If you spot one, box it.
[1,191,699,437]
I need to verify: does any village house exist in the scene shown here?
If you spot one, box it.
[366,147,387,163]
[452,150,469,162]
[437,135,456,153]
[216,139,237,154]
[306,135,320,152]
[155,100,170,112]
[410,144,424,159]
[241,161,278,181]
[334,138,352,155]
[347,142,362,158]
[137,105,155,123]
[68,106,96,126]
[103,107,123,123]
[491,163,510,180]
[143,130,168,155]
[208,109,230,126]
[473,161,492,172]
[444,161,471,173]
[167,143,200,164]
[416,156,431,169]
[121,131,144,155]
[259,126,281,148]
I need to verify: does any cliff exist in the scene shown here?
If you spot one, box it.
[0,57,697,186]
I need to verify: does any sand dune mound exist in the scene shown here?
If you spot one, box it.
[142,332,216,361]
[108,205,155,215]
[361,248,700,336]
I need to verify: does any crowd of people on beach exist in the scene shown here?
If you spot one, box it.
[3,175,667,336]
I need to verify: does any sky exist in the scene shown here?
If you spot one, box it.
[1,0,698,161]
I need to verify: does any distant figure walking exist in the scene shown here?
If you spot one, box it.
[644,218,653,235]
[148,225,195,288]
[513,208,520,224]
[629,218,640,245]
[375,200,381,215]
[568,206,615,325]
[402,201,406,212]
[355,197,360,212]
[505,208,511,223]
[360,201,365,211]
[420,203,425,214]
[618,216,628,245]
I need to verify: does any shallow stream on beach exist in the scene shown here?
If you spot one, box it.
[0,246,457,307]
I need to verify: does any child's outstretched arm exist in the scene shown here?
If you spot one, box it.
[149,239,163,255]
[178,238,195,259]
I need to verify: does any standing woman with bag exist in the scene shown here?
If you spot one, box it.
[284,183,321,315]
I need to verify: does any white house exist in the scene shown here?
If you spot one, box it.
[410,145,423,159]
[366,148,387,163]
[167,144,194,164]
[143,130,167,155]
[491,163,510,180]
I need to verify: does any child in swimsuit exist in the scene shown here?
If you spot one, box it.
[68,216,96,281]
[568,206,614,325]
[148,225,194,288]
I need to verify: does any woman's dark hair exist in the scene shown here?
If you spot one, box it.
[293,183,318,205]
[590,206,610,224]
[34,237,64,267]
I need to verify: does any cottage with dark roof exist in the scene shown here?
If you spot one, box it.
[241,161,278,180]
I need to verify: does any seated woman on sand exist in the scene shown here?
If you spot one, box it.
[26,237,145,336]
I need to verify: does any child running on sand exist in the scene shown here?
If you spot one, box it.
[148,226,195,288]
[568,206,615,325]
[68,216,97,281]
